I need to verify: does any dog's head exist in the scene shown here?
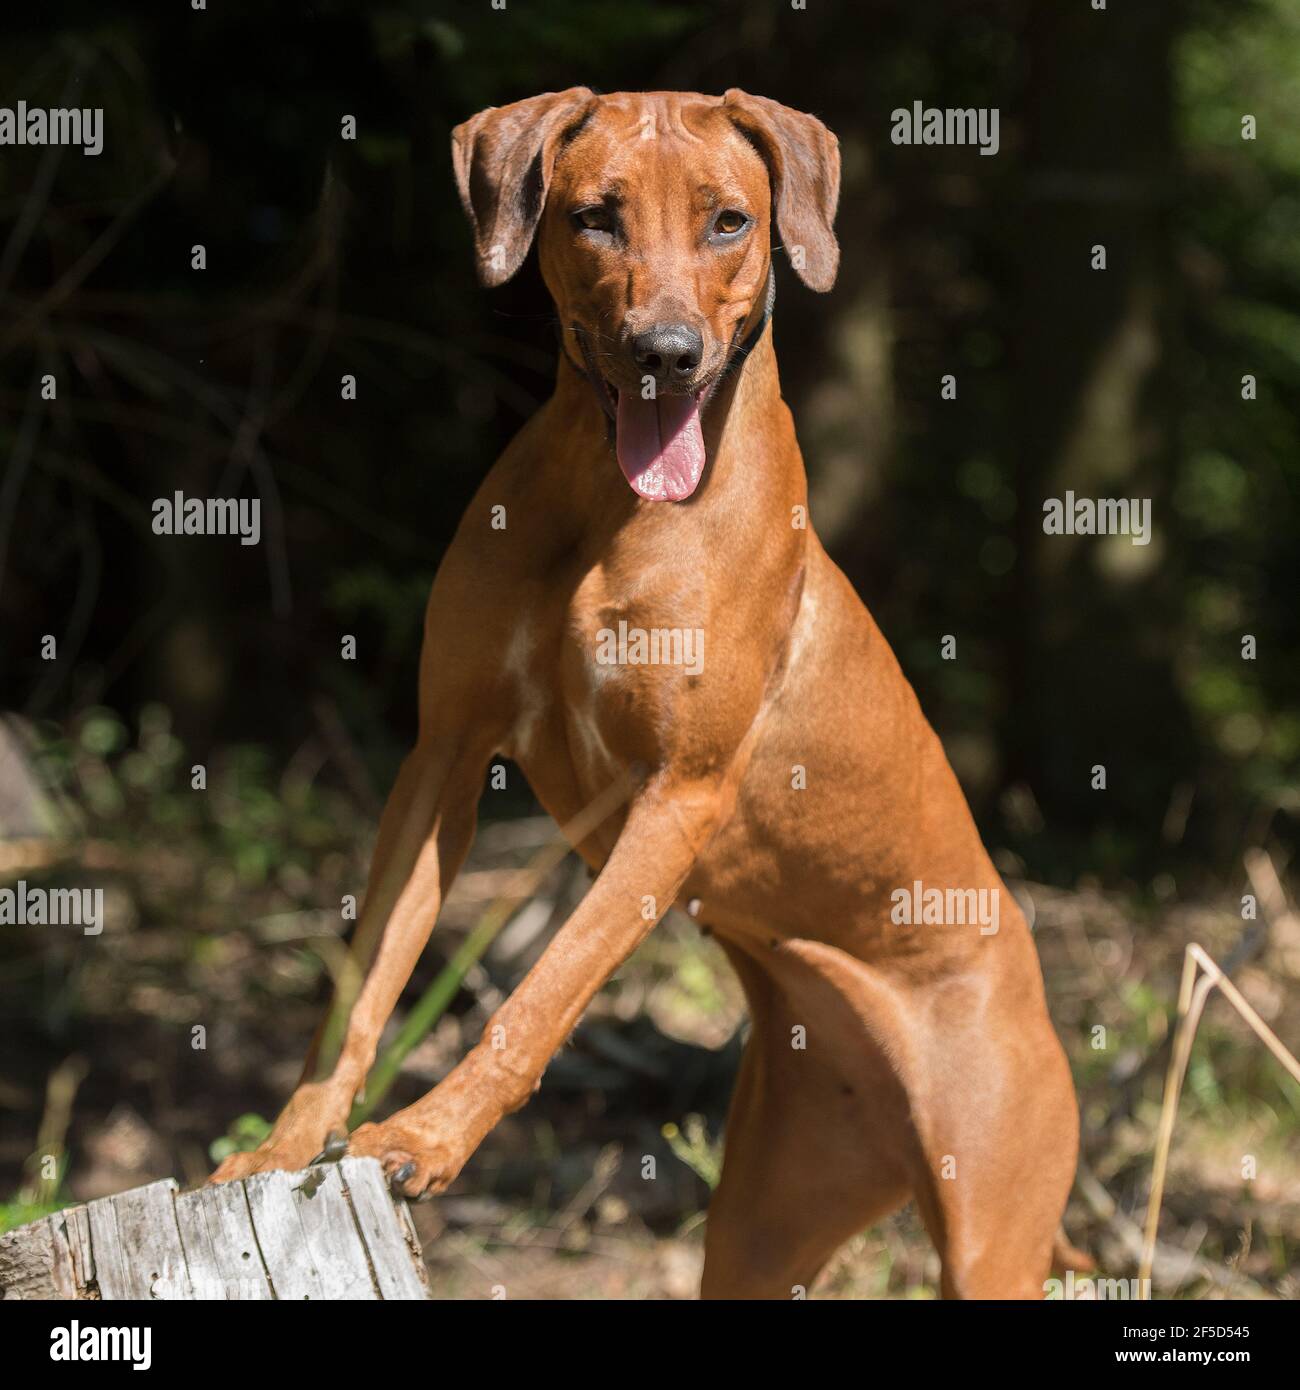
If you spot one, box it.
[451,89,840,501]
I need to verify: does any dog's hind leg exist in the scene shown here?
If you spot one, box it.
[774,935,1078,1300]
[701,942,912,1299]
[906,999,1079,1300]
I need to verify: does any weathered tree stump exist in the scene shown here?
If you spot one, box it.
[0,1157,430,1300]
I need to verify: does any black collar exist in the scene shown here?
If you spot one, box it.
[559,265,775,424]
[730,263,777,367]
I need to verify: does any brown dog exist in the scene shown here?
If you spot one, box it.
[212,89,1080,1299]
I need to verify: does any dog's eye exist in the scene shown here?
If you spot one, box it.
[712,209,750,237]
[573,206,613,233]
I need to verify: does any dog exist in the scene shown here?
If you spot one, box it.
[212,88,1081,1300]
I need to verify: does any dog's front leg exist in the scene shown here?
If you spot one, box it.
[348,778,724,1198]
[209,736,495,1182]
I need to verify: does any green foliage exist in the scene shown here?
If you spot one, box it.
[0,1197,71,1238]
[662,1115,723,1190]
[208,1113,273,1165]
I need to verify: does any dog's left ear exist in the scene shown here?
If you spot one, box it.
[451,87,596,287]
[722,90,840,292]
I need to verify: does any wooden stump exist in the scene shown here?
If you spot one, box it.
[0,1158,431,1300]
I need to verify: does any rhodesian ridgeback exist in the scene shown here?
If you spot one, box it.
[212,88,1082,1299]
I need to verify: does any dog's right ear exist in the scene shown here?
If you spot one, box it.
[451,88,596,287]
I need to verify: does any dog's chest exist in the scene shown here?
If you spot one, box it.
[503,557,708,803]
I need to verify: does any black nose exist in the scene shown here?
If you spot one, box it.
[631,323,703,385]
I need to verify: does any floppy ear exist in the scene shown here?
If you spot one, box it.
[722,90,840,292]
[451,87,596,287]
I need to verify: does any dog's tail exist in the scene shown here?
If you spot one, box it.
[1052,1229,1095,1275]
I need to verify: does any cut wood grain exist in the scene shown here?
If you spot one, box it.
[0,1158,430,1301]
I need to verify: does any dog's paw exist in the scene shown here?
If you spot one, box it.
[208,1149,263,1185]
[346,1121,463,1200]
[207,1081,351,1184]
[208,1127,347,1185]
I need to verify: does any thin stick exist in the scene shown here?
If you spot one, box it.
[1138,940,1300,1290]
[1243,847,1295,930]
[1139,948,1209,1289]
[20,1055,88,1207]
[1187,943,1300,1087]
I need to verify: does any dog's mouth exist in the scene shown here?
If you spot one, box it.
[599,376,709,504]
[578,353,726,505]
[567,274,774,505]
[573,297,767,504]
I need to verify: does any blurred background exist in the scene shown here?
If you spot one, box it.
[0,0,1297,1297]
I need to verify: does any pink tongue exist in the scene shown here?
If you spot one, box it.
[615,390,705,501]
